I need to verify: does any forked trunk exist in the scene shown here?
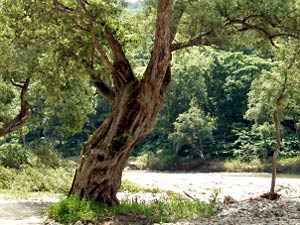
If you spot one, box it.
[70,72,171,205]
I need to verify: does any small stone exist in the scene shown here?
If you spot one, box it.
[74,221,84,225]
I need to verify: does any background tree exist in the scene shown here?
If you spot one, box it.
[169,100,215,159]
[245,42,300,198]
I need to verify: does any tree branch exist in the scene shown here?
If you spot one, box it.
[93,81,115,106]
[89,24,115,74]
[11,79,25,88]
[143,0,172,87]
[0,78,32,137]
[103,30,136,88]
[65,51,116,106]
[171,31,211,51]
[225,15,300,46]
[77,0,136,85]
[53,0,76,14]
[170,0,186,42]
[55,0,136,91]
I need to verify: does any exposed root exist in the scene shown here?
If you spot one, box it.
[223,195,238,204]
[260,192,281,200]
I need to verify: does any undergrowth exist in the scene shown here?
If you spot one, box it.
[0,145,75,194]
[0,164,74,193]
[223,157,300,173]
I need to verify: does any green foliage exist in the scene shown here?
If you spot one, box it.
[136,151,178,170]
[1,0,300,171]
[280,135,300,158]
[0,140,74,192]
[233,123,275,162]
[133,151,204,171]
[48,194,216,224]
[32,144,62,168]
[223,158,265,172]
[243,42,300,161]
[223,157,300,174]
[0,164,73,193]
[0,80,19,124]
[169,100,216,159]
[0,143,30,169]
[139,48,275,161]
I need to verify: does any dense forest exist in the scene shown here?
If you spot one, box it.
[0,1,300,169]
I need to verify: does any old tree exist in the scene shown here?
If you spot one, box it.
[1,0,300,205]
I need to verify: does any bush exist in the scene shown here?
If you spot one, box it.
[0,142,75,193]
[135,151,178,170]
[0,164,74,193]
[33,144,62,168]
[0,166,15,189]
[0,143,31,169]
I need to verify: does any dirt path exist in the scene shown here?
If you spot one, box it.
[0,200,48,225]
[0,194,60,225]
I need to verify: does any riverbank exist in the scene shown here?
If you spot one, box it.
[47,171,300,224]
[128,156,300,174]
[122,171,300,202]
[123,170,300,225]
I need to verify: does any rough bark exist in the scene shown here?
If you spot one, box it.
[0,79,31,137]
[69,0,172,205]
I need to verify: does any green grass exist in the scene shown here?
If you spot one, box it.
[223,158,264,172]
[48,194,216,224]
[120,179,160,193]
[0,189,63,200]
[0,162,74,193]
[223,157,300,173]
[276,157,300,173]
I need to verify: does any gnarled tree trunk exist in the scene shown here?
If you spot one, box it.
[69,0,172,205]
[70,73,170,205]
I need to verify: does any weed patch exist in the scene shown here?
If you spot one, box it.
[0,163,74,193]
[48,195,215,224]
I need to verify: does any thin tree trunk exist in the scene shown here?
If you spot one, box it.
[268,58,290,196]
[293,116,300,152]
[270,107,281,194]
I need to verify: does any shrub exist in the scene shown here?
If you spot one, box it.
[0,166,15,189]
[0,143,31,169]
[33,144,62,168]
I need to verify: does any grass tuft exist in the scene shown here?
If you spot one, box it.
[120,179,160,193]
[48,194,216,224]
